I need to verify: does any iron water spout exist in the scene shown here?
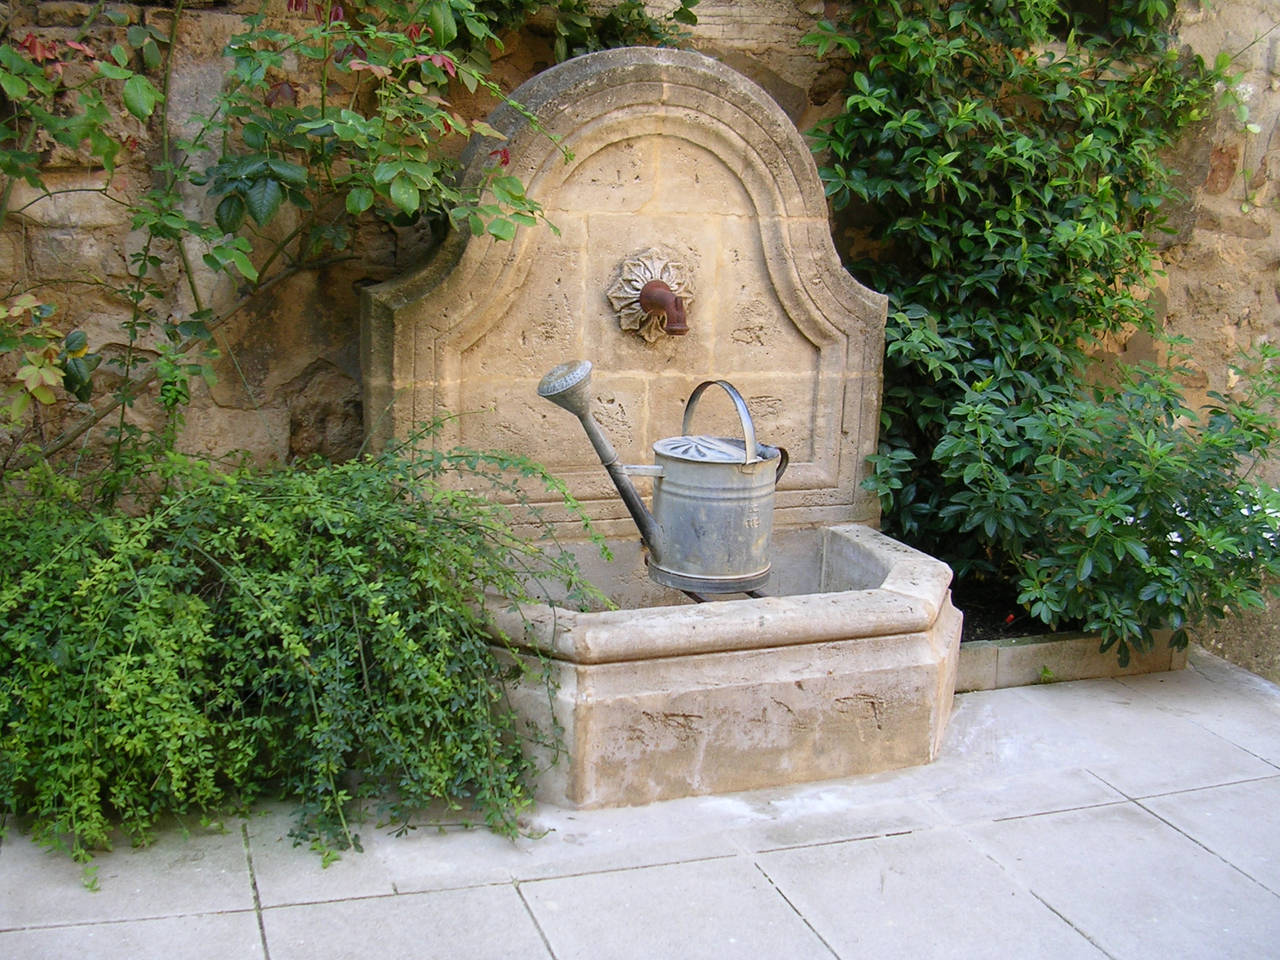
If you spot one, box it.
[638,280,688,336]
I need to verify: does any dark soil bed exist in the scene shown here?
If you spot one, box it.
[952,578,1079,643]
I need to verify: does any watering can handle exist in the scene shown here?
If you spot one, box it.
[683,380,759,465]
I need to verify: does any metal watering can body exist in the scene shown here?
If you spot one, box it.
[538,362,788,594]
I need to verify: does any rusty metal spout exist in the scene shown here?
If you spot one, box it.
[639,280,688,336]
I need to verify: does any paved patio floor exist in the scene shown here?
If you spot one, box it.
[3,645,1279,959]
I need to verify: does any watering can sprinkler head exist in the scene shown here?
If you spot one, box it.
[537,360,595,418]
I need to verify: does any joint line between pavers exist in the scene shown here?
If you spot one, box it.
[1128,771,1280,803]
[514,881,559,960]
[1132,797,1280,900]
[990,799,1128,824]
[751,860,841,960]
[1026,888,1122,960]
[960,829,1121,960]
[0,909,260,936]
[242,821,272,960]
[510,851,739,885]
[257,879,510,911]
[754,827,914,856]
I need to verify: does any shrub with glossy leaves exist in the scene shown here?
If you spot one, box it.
[805,1,1279,659]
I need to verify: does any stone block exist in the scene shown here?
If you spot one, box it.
[8,175,126,228]
[955,641,998,692]
[176,403,289,463]
[555,136,656,214]
[993,632,1178,688]
[0,231,23,282]
[29,228,126,281]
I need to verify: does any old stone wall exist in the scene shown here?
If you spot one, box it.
[1165,1,1280,682]
[4,1,1279,669]
[2,0,853,467]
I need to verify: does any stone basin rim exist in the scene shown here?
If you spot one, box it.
[488,524,956,665]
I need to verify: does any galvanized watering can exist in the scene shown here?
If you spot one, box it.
[538,360,788,595]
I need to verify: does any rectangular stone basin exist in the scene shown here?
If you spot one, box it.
[492,523,962,808]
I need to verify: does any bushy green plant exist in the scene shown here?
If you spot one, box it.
[0,426,604,864]
[939,349,1280,663]
[805,1,1279,658]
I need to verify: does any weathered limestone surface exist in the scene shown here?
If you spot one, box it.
[1167,1,1280,672]
[495,524,961,808]
[361,47,887,538]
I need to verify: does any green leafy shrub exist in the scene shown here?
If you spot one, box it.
[805,1,1280,659]
[0,428,603,863]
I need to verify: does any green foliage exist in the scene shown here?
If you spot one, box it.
[806,1,1279,655]
[939,348,1280,664]
[549,0,699,61]
[1,0,698,466]
[0,426,605,863]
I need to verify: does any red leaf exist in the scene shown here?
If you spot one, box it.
[265,80,297,106]
[20,33,59,63]
[429,53,456,78]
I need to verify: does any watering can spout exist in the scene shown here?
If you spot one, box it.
[538,361,662,557]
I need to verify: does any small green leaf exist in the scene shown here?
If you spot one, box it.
[486,217,516,241]
[346,186,374,215]
[215,194,246,234]
[470,120,505,141]
[122,75,161,119]
[427,1,458,47]
[389,175,419,215]
[244,178,283,225]
[226,249,259,282]
[0,71,29,100]
[266,157,309,186]
[97,62,134,81]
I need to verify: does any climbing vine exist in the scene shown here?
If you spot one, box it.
[0,0,697,477]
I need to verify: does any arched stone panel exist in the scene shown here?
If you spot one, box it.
[361,47,887,536]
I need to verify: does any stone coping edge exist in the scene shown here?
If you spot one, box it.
[956,631,1187,692]
[488,524,955,665]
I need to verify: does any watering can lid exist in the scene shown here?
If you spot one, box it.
[653,435,772,464]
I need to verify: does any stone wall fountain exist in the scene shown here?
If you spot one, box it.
[360,47,961,807]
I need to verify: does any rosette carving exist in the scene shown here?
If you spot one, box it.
[607,249,695,342]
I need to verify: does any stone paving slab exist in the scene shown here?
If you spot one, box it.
[0,820,254,929]
[1140,775,1280,895]
[756,826,1108,959]
[261,885,550,960]
[0,911,264,960]
[967,801,1280,959]
[1018,676,1278,796]
[2,647,1278,959]
[1119,665,1280,766]
[520,856,833,960]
